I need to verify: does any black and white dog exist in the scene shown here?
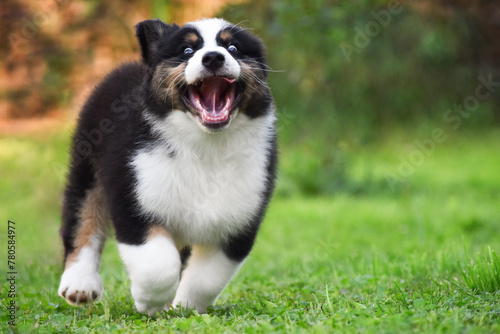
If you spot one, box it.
[58,18,277,315]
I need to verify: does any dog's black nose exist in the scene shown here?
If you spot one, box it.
[202,52,225,71]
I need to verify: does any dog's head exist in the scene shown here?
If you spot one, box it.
[136,18,272,132]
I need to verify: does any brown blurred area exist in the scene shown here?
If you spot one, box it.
[0,0,242,123]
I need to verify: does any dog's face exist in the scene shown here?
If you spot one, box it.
[136,18,271,132]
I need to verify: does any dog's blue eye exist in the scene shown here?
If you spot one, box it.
[228,45,237,52]
[184,47,194,55]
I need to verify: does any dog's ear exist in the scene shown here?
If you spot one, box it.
[135,19,179,65]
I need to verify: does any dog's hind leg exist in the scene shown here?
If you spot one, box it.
[58,162,108,305]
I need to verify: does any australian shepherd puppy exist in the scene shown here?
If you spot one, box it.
[58,18,277,315]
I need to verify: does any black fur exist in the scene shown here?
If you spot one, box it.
[62,62,155,249]
[136,19,179,66]
[60,157,95,264]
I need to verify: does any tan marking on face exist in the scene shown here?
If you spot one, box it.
[219,30,232,43]
[185,32,199,45]
[65,186,109,268]
[152,62,187,104]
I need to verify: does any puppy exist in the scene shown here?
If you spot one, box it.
[57,18,277,315]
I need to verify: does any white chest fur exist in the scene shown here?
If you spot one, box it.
[131,110,275,246]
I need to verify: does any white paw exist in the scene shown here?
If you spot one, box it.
[135,300,171,317]
[172,298,209,314]
[131,281,178,316]
[58,265,103,305]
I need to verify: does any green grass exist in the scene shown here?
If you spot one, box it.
[1,128,500,333]
[461,246,500,293]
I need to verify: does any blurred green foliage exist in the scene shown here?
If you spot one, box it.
[220,0,499,196]
[223,0,494,132]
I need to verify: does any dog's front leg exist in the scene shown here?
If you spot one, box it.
[118,226,181,316]
[173,246,242,313]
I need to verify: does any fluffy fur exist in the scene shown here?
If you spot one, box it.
[58,18,277,315]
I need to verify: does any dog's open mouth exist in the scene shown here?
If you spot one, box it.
[183,77,241,128]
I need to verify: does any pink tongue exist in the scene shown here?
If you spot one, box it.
[199,77,235,113]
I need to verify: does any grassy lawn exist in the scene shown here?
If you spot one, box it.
[1,127,499,333]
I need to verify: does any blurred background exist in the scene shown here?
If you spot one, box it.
[1,0,500,197]
[2,3,500,329]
